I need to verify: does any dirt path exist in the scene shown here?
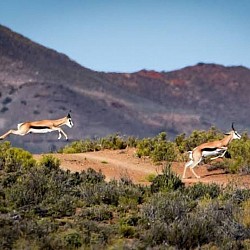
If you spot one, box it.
[34,148,160,184]
[34,148,250,187]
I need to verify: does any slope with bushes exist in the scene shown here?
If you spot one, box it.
[1,129,250,248]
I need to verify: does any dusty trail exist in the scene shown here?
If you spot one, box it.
[34,148,160,184]
[34,148,250,187]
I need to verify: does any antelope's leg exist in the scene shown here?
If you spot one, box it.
[183,160,193,179]
[190,158,202,179]
[190,164,201,179]
[58,131,62,140]
[0,129,26,139]
[52,127,68,140]
[210,147,228,160]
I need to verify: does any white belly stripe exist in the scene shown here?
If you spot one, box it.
[28,128,54,134]
[202,148,226,157]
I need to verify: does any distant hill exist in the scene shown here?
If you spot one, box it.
[0,24,250,152]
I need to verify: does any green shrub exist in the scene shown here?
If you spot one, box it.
[141,192,194,224]
[227,133,250,173]
[141,196,249,249]
[150,163,184,193]
[163,211,217,249]
[60,134,136,153]
[77,181,119,206]
[77,178,145,207]
[174,133,186,153]
[207,159,230,172]
[38,154,60,172]
[119,224,135,238]
[136,132,180,162]
[77,205,113,221]
[100,134,127,150]
[48,194,77,218]
[78,168,105,185]
[2,147,36,172]
[222,188,250,204]
[0,141,11,169]
[77,220,115,247]
[61,139,100,153]
[186,182,221,200]
[5,167,49,208]
[64,232,82,248]
[151,141,179,162]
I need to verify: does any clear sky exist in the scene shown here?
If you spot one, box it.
[0,0,249,73]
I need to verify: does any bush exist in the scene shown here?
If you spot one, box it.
[1,146,36,172]
[140,195,250,249]
[38,154,60,172]
[64,233,82,249]
[64,232,82,248]
[60,139,100,153]
[186,182,221,200]
[136,132,180,162]
[60,134,137,153]
[77,205,113,221]
[99,134,128,150]
[119,224,135,238]
[81,168,105,184]
[141,192,194,224]
[4,167,49,208]
[150,163,184,193]
[227,133,250,173]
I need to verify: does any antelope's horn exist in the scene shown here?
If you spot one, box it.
[232,122,235,131]
[67,110,72,118]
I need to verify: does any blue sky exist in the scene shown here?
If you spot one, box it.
[0,0,250,72]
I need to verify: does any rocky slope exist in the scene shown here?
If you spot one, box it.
[0,25,249,152]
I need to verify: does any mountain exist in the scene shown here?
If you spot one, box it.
[0,24,250,153]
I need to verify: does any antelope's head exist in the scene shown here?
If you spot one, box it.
[231,123,241,139]
[66,112,74,128]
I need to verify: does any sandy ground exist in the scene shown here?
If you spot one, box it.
[34,148,250,187]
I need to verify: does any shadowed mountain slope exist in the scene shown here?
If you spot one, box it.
[0,25,250,152]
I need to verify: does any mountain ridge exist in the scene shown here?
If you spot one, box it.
[0,24,250,153]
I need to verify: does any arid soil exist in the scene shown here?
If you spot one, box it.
[34,148,250,187]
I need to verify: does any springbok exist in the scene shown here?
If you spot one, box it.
[183,123,241,179]
[0,112,73,141]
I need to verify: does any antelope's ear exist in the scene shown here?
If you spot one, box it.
[67,110,72,118]
[224,133,230,136]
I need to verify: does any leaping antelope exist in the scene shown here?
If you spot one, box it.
[0,112,73,141]
[183,123,241,179]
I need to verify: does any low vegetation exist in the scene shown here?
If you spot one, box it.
[1,128,250,249]
[61,127,250,174]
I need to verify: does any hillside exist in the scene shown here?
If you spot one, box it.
[105,64,250,132]
[0,24,250,152]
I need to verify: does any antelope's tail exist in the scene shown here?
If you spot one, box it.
[185,151,194,168]
[17,123,24,130]
[187,151,193,160]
